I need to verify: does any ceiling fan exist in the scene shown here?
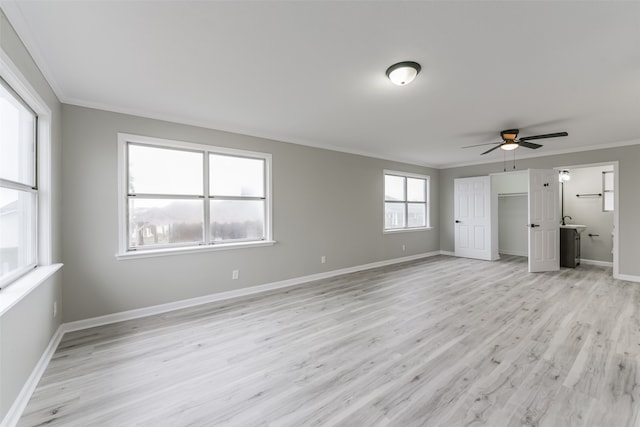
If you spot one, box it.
[463,128,569,155]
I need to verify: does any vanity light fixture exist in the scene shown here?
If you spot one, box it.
[386,61,421,86]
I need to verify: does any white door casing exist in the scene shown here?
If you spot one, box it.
[454,176,492,260]
[528,169,560,272]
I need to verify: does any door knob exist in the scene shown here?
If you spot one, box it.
[455,220,461,223]
[529,224,540,228]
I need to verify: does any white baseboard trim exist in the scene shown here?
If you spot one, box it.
[63,251,442,333]
[580,259,613,268]
[440,250,455,256]
[499,250,528,257]
[614,273,640,283]
[1,325,64,427]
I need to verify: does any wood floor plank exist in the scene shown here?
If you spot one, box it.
[16,256,640,426]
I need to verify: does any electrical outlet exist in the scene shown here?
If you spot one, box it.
[321,256,326,264]
[402,244,406,252]
[232,270,239,280]
[53,301,57,318]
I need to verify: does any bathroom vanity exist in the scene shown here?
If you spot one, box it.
[560,225,586,268]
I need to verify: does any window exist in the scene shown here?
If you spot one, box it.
[603,171,614,212]
[384,170,429,231]
[118,134,272,257]
[0,77,38,288]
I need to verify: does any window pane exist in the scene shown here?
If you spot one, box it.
[210,154,264,197]
[385,175,405,201]
[211,200,265,241]
[408,203,426,227]
[0,81,35,186]
[0,188,36,283]
[603,172,614,191]
[385,202,406,229]
[128,144,203,195]
[407,178,426,202]
[604,192,614,212]
[128,199,203,247]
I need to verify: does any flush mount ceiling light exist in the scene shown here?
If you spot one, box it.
[559,170,571,182]
[386,61,421,86]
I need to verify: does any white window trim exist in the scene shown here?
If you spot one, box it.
[383,169,431,233]
[116,133,274,259]
[602,170,614,212]
[0,47,57,297]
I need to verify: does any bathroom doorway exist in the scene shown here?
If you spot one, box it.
[556,162,619,276]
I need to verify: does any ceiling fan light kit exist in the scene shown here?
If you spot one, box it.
[500,141,519,151]
[386,61,421,86]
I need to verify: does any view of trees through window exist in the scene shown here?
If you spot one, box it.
[126,142,267,250]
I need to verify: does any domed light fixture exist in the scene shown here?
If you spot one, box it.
[386,61,421,86]
[500,141,519,151]
[559,170,571,182]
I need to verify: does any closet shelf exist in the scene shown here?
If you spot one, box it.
[498,192,527,197]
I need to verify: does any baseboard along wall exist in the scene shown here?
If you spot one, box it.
[1,325,65,427]
[580,259,614,268]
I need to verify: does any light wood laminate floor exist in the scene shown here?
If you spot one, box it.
[18,255,640,426]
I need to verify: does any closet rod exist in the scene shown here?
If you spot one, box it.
[498,192,527,197]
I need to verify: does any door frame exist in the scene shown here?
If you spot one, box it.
[554,161,619,278]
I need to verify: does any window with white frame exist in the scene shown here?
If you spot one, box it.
[119,134,271,255]
[602,171,614,212]
[384,171,429,231]
[0,77,37,288]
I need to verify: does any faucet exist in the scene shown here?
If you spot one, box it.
[562,215,572,225]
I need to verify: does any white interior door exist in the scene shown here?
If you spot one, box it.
[528,169,560,272]
[454,176,492,260]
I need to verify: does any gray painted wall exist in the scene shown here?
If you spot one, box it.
[0,9,63,422]
[439,145,640,277]
[61,105,440,322]
[563,165,614,263]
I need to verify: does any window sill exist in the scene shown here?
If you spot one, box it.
[384,227,433,234]
[115,240,277,260]
[0,264,63,317]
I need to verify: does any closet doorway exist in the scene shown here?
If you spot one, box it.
[489,169,560,272]
[555,162,619,277]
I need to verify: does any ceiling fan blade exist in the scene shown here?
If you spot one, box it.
[518,141,543,149]
[519,132,568,141]
[481,144,502,155]
[462,142,501,149]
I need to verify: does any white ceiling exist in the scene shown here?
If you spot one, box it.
[2,1,640,168]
